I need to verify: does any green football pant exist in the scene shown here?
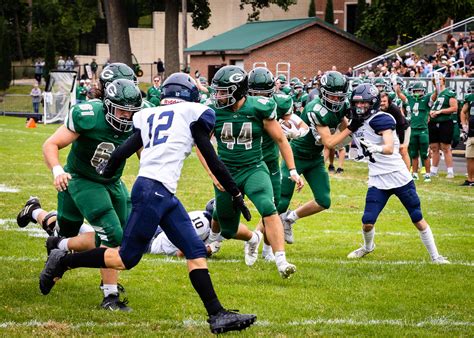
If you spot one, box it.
[214,163,276,239]
[265,157,281,208]
[408,129,429,162]
[57,176,131,247]
[277,155,331,214]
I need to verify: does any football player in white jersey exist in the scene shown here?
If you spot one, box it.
[148,201,222,257]
[347,83,449,264]
[39,73,257,334]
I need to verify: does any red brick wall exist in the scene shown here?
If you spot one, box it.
[189,24,378,81]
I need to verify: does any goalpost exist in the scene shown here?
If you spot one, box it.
[43,70,77,124]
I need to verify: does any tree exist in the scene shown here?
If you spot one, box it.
[0,16,12,91]
[308,0,316,17]
[325,0,334,24]
[240,0,297,21]
[103,0,132,66]
[164,0,180,75]
[43,26,55,84]
[355,0,366,32]
[356,0,474,50]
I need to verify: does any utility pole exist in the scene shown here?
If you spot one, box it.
[182,0,188,72]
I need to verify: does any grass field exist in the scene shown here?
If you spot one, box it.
[0,116,473,336]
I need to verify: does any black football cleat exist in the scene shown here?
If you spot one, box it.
[100,293,132,312]
[17,197,41,228]
[45,236,64,256]
[39,249,67,295]
[207,309,256,334]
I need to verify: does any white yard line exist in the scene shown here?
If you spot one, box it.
[0,184,19,193]
[0,317,473,329]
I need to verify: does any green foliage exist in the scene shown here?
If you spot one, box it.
[239,0,297,21]
[190,0,212,30]
[0,16,12,91]
[0,116,473,335]
[356,0,474,50]
[325,0,334,24]
[308,0,316,17]
[355,0,366,32]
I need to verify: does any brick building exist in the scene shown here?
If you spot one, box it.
[185,17,381,82]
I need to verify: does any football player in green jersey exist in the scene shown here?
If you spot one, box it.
[247,67,308,261]
[146,75,162,106]
[42,79,142,311]
[428,73,458,178]
[396,81,433,182]
[460,81,474,186]
[207,65,304,278]
[278,71,363,244]
[292,82,308,116]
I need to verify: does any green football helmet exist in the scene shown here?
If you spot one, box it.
[396,76,406,91]
[99,63,138,90]
[293,81,304,94]
[410,81,426,98]
[276,74,287,85]
[372,77,389,93]
[351,78,363,91]
[248,67,275,97]
[211,65,248,109]
[289,77,300,88]
[104,79,142,132]
[319,71,349,111]
[198,76,208,85]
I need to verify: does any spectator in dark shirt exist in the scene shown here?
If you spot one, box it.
[380,92,410,169]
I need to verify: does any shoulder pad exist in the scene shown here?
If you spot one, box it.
[252,96,277,119]
[68,102,102,131]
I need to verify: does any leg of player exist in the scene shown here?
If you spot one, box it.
[256,220,275,262]
[440,142,454,178]
[413,219,449,264]
[17,197,57,235]
[429,143,440,176]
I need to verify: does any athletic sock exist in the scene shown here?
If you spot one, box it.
[32,209,44,222]
[262,243,273,256]
[60,247,107,269]
[248,231,258,245]
[447,167,454,175]
[102,284,118,298]
[431,166,438,175]
[274,251,287,266]
[189,269,223,316]
[208,230,221,243]
[363,228,375,251]
[57,238,69,251]
[419,226,439,260]
[288,210,299,222]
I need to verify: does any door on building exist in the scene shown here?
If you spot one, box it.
[346,3,357,34]
[208,64,226,82]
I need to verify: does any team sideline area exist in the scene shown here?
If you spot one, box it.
[0,116,472,336]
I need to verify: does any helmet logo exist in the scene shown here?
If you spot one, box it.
[106,84,117,97]
[320,75,327,86]
[229,73,243,83]
[101,69,114,80]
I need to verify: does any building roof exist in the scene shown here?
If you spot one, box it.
[185,17,382,55]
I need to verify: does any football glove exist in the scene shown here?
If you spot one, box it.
[347,114,364,132]
[281,122,301,139]
[232,194,251,222]
[360,139,383,154]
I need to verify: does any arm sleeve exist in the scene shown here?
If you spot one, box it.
[190,120,241,197]
[106,129,143,173]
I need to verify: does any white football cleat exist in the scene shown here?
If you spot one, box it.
[280,211,295,244]
[347,245,375,259]
[432,256,450,264]
[446,173,454,179]
[277,262,296,279]
[244,230,262,266]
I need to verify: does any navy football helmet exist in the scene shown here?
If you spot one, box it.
[205,198,215,215]
[350,83,380,120]
[161,73,200,103]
